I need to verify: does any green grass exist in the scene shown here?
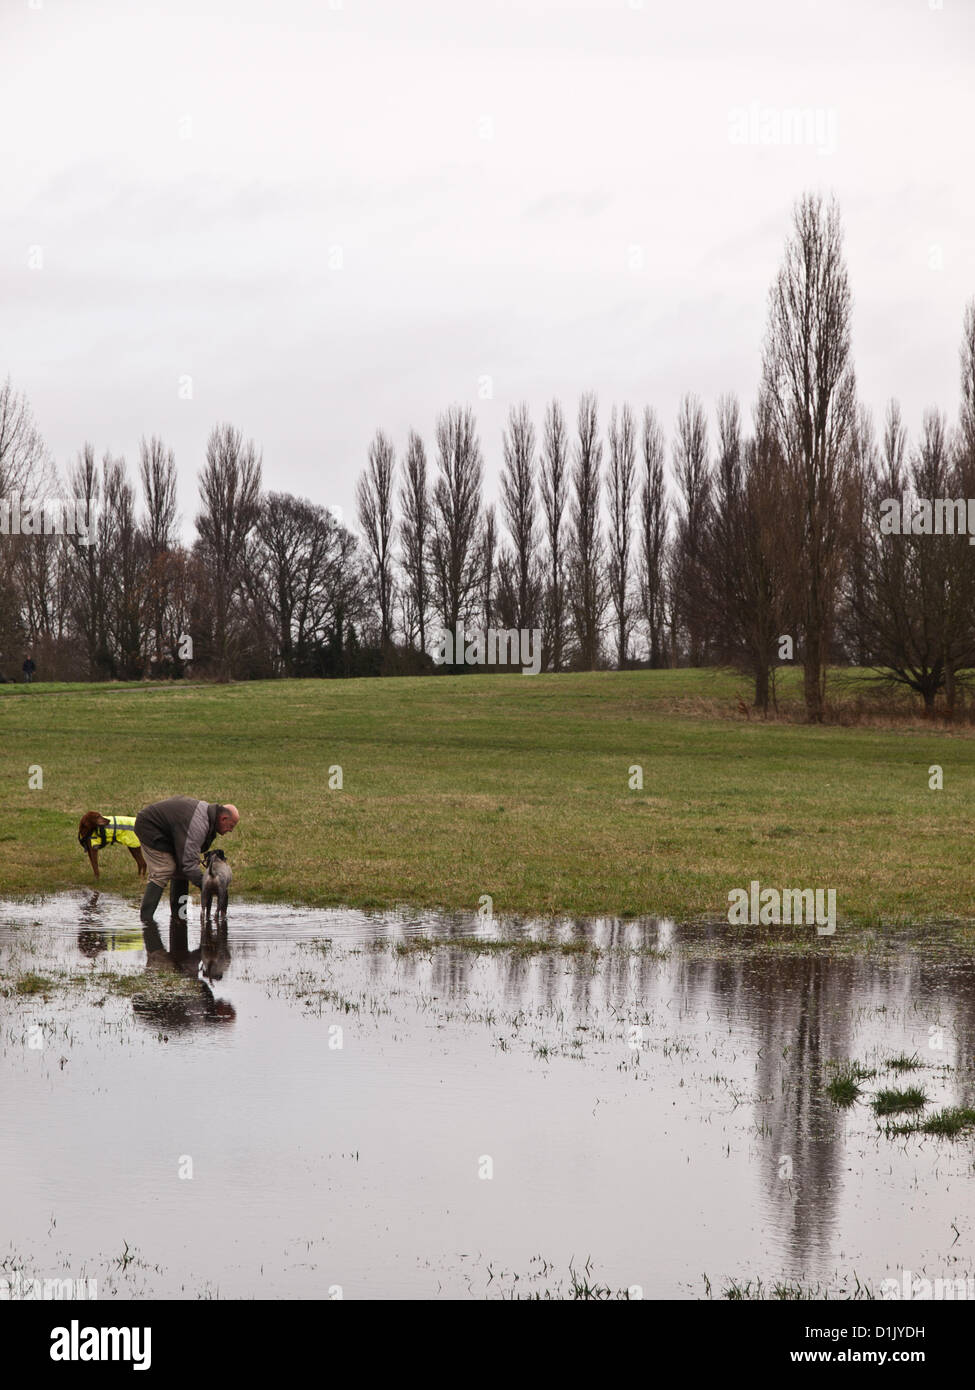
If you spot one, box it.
[14,971,55,995]
[887,1106,975,1137]
[824,1060,876,1106]
[825,1075,861,1106]
[2,964,197,1002]
[3,668,975,921]
[825,1073,863,1106]
[381,935,600,957]
[719,1275,873,1300]
[887,1052,923,1072]
[873,1087,928,1116]
[909,1107,975,1137]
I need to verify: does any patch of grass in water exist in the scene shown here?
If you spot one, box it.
[719,1274,872,1300]
[101,971,199,999]
[14,972,54,995]
[724,1279,817,1301]
[823,1059,875,1106]
[388,935,601,958]
[887,1052,923,1072]
[825,1073,861,1107]
[890,1106,975,1138]
[500,1257,635,1300]
[873,1086,927,1116]
[566,1268,632,1300]
[7,965,200,1002]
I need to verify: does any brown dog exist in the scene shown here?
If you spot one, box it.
[78,812,147,879]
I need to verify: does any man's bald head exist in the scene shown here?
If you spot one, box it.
[216,804,240,834]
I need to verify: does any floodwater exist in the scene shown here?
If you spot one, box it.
[2,893,975,1300]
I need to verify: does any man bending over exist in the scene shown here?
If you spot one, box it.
[135,797,240,928]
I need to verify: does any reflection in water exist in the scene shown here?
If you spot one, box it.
[2,893,975,1298]
[134,910,236,1030]
[74,892,237,1029]
[77,892,145,959]
[201,920,231,983]
[367,916,975,1276]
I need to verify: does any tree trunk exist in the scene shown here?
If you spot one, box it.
[753,662,769,714]
[945,666,956,723]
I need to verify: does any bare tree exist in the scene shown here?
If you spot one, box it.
[738,396,792,711]
[945,303,975,715]
[357,430,397,650]
[707,394,743,665]
[539,400,569,671]
[914,412,958,710]
[493,547,519,637]
[638,406,669,669]
[16,522,71,655]
[65,444,110,678]
[245,492,363,676]
[694,389,792,710]
[400,430,431,653]
[881,398,909,499]
[139,436,178,673]
[567,392,605,669]
[102,455,145,679]
[607,403,637,667]
[663,541,682,668]
[312,522,370,676]
[957,299,975,481]
[762,192,857,721]
[0,377,49,497]
[837,405,879,668]
[140,436,178,554]
[196,423,263,681]
[481,503,498,634]
[499,402,541,633]
[0,380,51,671]
[430,404,483,660]
[854,407,946,711]
[672,393,712,665]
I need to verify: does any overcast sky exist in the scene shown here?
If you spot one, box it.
[3,0,973,539]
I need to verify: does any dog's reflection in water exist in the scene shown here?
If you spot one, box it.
[200,918,231,983]
[134,916,236,1030]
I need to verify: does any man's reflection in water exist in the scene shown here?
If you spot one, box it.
[72,897,236,1030]
[137,912,236,1028]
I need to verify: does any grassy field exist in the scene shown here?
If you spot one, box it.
[1,668,973,925]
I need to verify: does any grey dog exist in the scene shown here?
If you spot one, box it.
[201,848,232,925]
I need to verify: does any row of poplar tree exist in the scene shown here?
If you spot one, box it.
[2,193,974,721]
[354,194,975,721]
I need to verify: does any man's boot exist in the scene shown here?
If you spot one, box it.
[140,881,163,928]
[170,876,189,927]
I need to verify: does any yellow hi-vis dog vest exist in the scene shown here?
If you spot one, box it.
[88,816,141,851]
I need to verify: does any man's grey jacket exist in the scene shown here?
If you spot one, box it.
[134,797,222,888]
